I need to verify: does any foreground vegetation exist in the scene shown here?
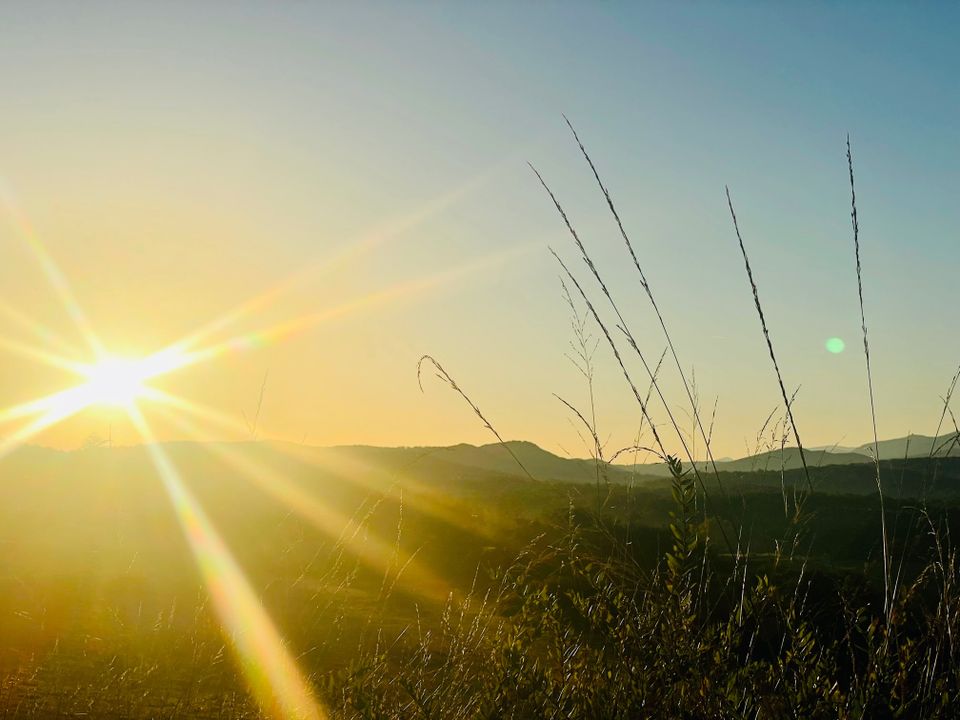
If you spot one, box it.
[1,445,960,718]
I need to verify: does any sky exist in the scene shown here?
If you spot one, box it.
[0,2,958,460]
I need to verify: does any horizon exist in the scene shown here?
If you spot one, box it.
[15,429,956,467]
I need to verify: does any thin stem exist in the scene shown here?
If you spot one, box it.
[847,135,890,618]
[417,355,535,482]
[725,187,813,498]
[563,115,728,498]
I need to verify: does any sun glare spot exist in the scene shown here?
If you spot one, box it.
[825,337,846,354]
[79,355,152,408]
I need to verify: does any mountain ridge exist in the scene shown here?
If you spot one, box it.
[5,431,957,486]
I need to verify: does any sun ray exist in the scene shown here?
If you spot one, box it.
[147,388,458,519]
[141,357,504,548]
[168,243,537,374]
[0,297,84,357]
[0,186,105,355]
[154,172,493,360]
[278,443,501,542]
[141,387,253,438]
[127,407,325,720]
[0,384,107,459]
[0,335,87,376]
[145,392,451,535]
[110,267,457,392]
[148,400,451,601]
[149,388,502,542]
[0,386,86,425]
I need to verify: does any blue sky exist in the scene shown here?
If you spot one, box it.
[0,2,957,457]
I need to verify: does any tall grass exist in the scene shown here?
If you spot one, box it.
[725,187,813,501]
[847,136,890,619]
[333,129,960,719]
[561,116,729,499]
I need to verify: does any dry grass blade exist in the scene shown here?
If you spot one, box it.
[725,187,813,497]
[531,165,695,478]
[533,161,743,559]
[560,277,606,506]
[247,370,269,439]
[931,365,960,462]
[548,249,667,459]
[417,354,535,481]
[608,443,662,464]
[563,115,727,492]
[847,136,890,617]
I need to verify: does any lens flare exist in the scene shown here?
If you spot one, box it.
[148,397,452,602]
[0,187,104,355]
[75,350,196,409]
[129,409,325,720]
[77,356,150,407]
[826,337,846,354]
[0,194,525,714]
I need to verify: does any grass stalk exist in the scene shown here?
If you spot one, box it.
[532,168,700,482]
[535,166,742,560]
[846,136,890,619]
[563,116,729,499]
[725,187,814,499]
[417,354,535,481]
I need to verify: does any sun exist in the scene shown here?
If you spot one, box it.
[72,348,193,411]
[77,355,154,408]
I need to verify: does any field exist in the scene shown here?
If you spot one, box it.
[1,438,960,718]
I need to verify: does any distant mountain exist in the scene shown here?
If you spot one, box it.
[5,430,958,489]
[264,431,960,483]
[807,434,960,462]
[620,432,959,477]
[852,434,959,460]
[712,447,876,472]
[402,441,610,483]
[300,440,638,485]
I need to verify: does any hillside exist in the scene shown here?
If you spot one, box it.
[6,430,959,489]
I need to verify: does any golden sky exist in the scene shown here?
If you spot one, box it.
[1,3,959,460]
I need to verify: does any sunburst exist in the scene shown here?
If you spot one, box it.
[0,186,527,719]
[0,200,331,720]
